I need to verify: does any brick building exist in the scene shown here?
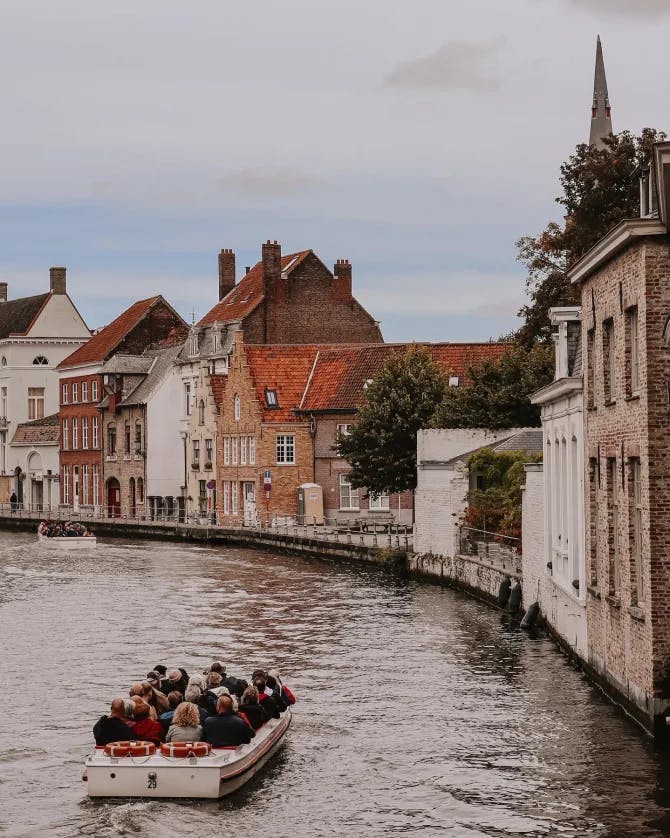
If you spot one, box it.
[57,296,187,514]
[199,241,383,345]
[569,140,670,733]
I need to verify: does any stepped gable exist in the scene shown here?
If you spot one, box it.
[209,374,227,409]
[299,342,509,412]
[199,251,311,326]
[11,412,60,445]
[0,293,50,338]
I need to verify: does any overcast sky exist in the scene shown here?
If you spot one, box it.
[1,0,668,340]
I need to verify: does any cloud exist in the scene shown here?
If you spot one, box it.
[384,40,502,91]
[569,0,670,15]
[219,166,328,197]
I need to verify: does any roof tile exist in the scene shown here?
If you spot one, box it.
[11,412,60,445]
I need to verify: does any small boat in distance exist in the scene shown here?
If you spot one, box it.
[37,520,97,548]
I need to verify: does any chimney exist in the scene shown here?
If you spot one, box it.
[218,248,236,301]
[333,258,352,301]
[262,240,283,342]
[50,267,67,295]
[0,283,7,303]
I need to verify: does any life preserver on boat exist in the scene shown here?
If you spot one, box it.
[104,740,156,757]
[160,741,212,758]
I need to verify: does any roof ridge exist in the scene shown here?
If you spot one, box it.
[299,350,321,410]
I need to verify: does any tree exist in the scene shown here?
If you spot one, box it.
[517,128,666,348]
[431,344,554,429]
[336,346,449,495]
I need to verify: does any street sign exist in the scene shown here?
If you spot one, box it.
[206,480,216,490]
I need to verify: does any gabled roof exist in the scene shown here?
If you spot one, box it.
[0,293,50,339]
[210,374,227,407]
[58,296,166,369]
[11,412,60,445]
[119,345,183,407]
[298,343,509,412]
[198,251,311,326]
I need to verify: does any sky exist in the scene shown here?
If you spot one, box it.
[0,0,669,341]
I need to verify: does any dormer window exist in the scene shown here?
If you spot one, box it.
[211,330,220,354]
[33,356,49,365]
[188,331,199,357]
[265,389,278,408]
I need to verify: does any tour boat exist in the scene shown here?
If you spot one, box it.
[38,534,97,548]
[85,709,291,798]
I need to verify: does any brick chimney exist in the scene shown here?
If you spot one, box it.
[0,283,7,303]
[50,267,67,295]
[333,259,352,302]
[262,240,284,342]
[218,248,236,301]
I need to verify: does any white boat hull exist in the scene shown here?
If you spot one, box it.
[85,710,291,798]
[38,535,97,548]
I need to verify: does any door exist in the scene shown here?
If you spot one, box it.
[243,482,256,526]
[107,478,121,518]
[73,467,80,512]
[32,480,43,514]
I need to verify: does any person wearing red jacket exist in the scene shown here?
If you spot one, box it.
[130,700,163,744]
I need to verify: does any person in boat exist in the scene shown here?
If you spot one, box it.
[137,679,169,715]
[93,698,135,746]
[165,701,203,743]
[239,686,271,731]
[184,686,209,724]
[130,699,163,745]
[202,694,255,747]
[159,691,183,732]
[218,663,249,700]
[252,671,286,718]
[161,668,188,696]
[268,669,296,706]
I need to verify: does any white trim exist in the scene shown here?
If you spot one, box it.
[568,219,666,285]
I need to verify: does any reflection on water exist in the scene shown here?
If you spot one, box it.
[2,531,670,837]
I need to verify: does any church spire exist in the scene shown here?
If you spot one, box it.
[589,35,612,149]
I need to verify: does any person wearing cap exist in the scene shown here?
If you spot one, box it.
[162,669,188,696]
[130,699,163,745]
[202,695,255,747]
[93,698,135,746]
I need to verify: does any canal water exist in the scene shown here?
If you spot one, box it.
[2,531,670,837]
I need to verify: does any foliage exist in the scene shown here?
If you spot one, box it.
[463,448,542,539]
[431,344,554,430]
[516,128,666,348]
[336,346,449,494]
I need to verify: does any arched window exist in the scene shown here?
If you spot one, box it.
[107,423,117,455]
[32,356,49,365]
[134,421,143,455]
[198,399,205,425]
[234,394,240,421]
[137,477,144,503]
[124,422,131,455]
[1,357,6,367]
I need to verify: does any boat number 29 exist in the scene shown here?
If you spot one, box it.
[147,772,157,789]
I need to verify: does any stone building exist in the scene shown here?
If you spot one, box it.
[57,296,187,515]
[569,140,670,733]
[9,413,61,511]
[199,241,383,345]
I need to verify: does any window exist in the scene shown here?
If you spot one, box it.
[93,465,99,506]
[630,458,643,605]
[339,474,359,511]
[71,418,78,449]
[82,465,89,506]
[124,422,131,455]
[81,381,88,402]
[586,329,595,410]
[1,386,6,418]
[32,355,48,365]
[369,492,390,511]
[223,481,230,514]
[448,376,460,387]
[184,383,191,416]
[72,382,78,403]
[199,399,205,425]
[62,383,69,405]
[234,394,241,421]
[62,419,69,451]
[199,480,207,513]
[603,319,615,403]
[223,436,230,466]
[189,332,199,357]
[137,477,144,503]
[205,438,213,466]
[192,439,200,465]
[336,424,352,456]
[92,416,99,448]
[28,387,44,421]
[589,458,598,587]
[63,465,70,505]
[82,417,89,449]
[232,481,239,514]
[276,434,295,464]
[249,436,255,465]
[241,436,247,465]
[107,423,117,456]
[607,458,620,595]
[232,436,238,465]
[135,421,142,454]
[265,389,278,408]
[91,380,99,402]
[627,307,640,395]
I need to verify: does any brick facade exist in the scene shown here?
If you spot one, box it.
[58,373,104,512]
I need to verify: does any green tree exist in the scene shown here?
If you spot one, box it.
[517,128,665,348]
[336,346,449,495]
[431,344,554,430]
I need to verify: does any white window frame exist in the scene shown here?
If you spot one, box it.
[62,383,68,405]
[339,473,359,511]
[184,383,192,416]
[62,419,69,451]
[223,481,230,514]
[63,465,70,505]
[72,382,78,403]
[82,464,89,505]
[336,423,352,457]
[276,434,295,465]
[232,481,239,514]
[234,394,241,421]
[249,436,255,465]
[82,417,89,449]
[232,436,238,465]
[81,381,88,402]
[241,436,247,465]
[192,438,200,465]
[223,436,230,466]
[72,418,78,450]
[93,465,99,507]
[91,380,99,402]
[92,416,99,448]
[369,492,390,511]
[28,387,45,421]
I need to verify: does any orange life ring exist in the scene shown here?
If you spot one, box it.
[160,741,211,758]
[104,740,156,757]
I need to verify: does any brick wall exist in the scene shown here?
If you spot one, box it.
[102,405,146,518]
[59,373,104,509]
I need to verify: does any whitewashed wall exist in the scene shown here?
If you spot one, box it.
[146,366,184,499]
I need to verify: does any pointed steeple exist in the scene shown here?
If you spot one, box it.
[589,35,612,149]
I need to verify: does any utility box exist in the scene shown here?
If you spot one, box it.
[297,483,324,525]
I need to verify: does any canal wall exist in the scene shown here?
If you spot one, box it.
[408,551,520,607]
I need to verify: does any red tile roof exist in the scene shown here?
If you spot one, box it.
[199,251,311,326]
[298,343,509,412]
[11,413,60,445]
[210,374,227,408]
[58,296,163,369]
[244,344,329,422]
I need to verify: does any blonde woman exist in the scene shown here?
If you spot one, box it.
[165,701,203,743]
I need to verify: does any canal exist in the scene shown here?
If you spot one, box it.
[2,531,670,837]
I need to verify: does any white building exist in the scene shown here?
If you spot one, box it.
[0,268,90,506]
[524,307,586,656]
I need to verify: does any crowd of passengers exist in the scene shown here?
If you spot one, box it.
[38,520,93,537]
[93,663,295,749]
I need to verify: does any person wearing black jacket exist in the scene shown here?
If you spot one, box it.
[93,699,135,745]
[239,686,272,730]
[203,695,255,747]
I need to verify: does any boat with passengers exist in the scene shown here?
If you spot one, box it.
[85,664,294,798]
[38,519,96,547]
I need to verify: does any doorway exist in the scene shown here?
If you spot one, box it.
[243,481,256,527]
[106,477,121,518]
